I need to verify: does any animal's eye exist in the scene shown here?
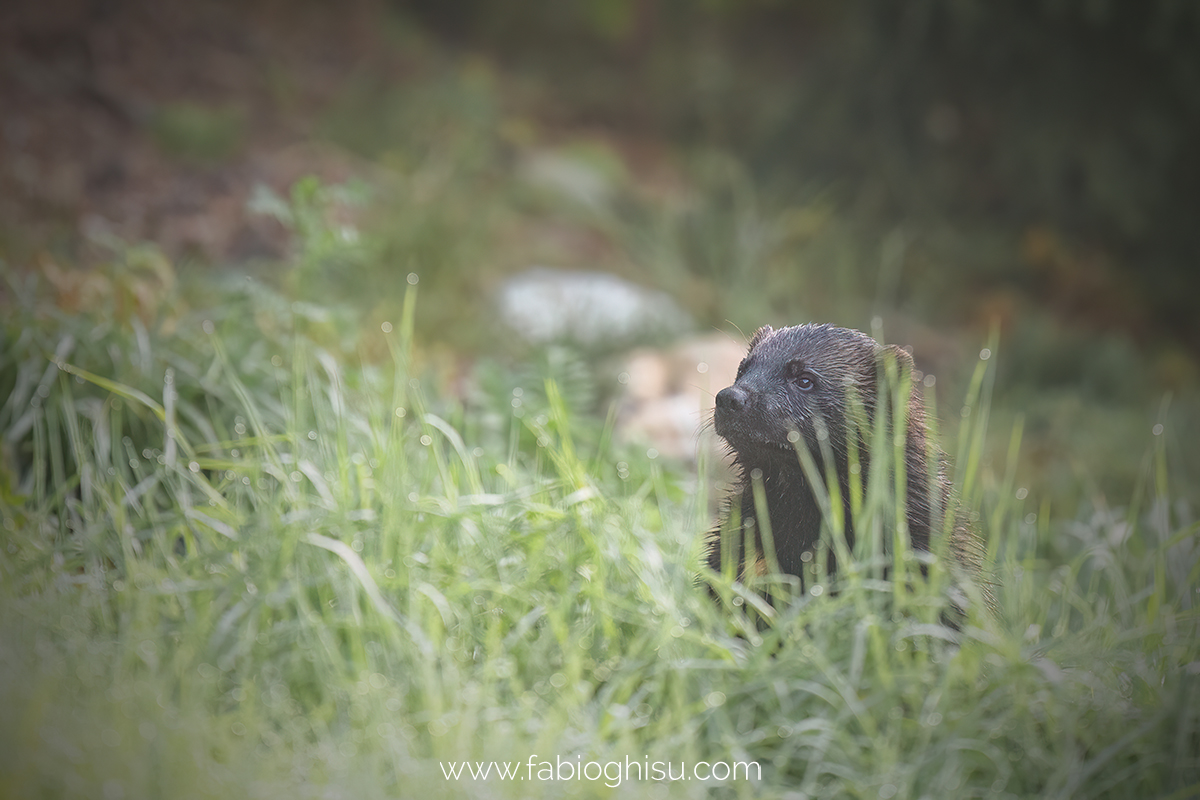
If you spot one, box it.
[787,361,816,391]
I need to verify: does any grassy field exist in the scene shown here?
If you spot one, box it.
[2,8,1198,793]
[1,247,1197,798]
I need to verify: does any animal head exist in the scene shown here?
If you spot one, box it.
[714,323,914,468]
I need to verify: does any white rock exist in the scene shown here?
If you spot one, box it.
[497,267,691,346]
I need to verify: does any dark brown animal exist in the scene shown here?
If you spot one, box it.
[707,323,984,603]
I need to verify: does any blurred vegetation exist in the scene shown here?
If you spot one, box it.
[1,0,1195,502]
[150,102,246,163]
[350,0,1199,506]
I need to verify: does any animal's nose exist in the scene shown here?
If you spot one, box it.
[715,385,749,412]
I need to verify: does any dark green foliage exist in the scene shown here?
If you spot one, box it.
[151,102,246,162]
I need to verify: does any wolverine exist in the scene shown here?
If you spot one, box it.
[707,323,984,602]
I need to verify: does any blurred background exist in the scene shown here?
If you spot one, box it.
[2,0,1198,508]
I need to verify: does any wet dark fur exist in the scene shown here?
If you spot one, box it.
[707,323,984,599]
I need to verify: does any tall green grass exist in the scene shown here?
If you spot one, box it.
[1,265,1197,799]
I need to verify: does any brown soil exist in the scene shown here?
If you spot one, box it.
[0,0,397,267]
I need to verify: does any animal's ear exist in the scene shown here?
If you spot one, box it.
[747,325,774,351]
[878,344,914,375]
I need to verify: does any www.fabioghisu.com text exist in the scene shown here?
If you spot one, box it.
[441,755,761,788]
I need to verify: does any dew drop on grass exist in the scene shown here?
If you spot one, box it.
[705,691,726,708]
[380,321,393,333]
